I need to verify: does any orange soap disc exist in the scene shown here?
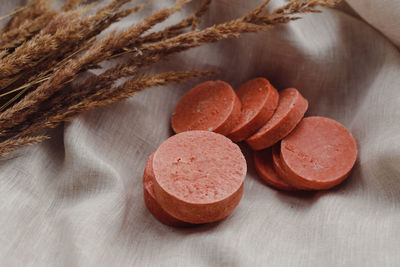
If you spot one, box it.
[143,153,192,227]
[280,116,357,190]
[271,144,309,190]
[171,80,241,136]
[227,78,279,142]
[246,88,308,150]
[152,131,247,224]
[254,148,295,191]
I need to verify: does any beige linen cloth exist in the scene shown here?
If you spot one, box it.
[1,0,400,266]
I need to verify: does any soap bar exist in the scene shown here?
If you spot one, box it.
[152,130,246,224]
[171,81,241,136]
[228,78,279,142]
[280,116,357,190]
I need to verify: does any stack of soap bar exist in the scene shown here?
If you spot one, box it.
[143,131,247,226]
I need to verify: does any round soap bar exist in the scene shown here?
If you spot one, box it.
[280,116,357,190]
[254,148,295,191]
[227,78,279,142]
[246,88,308,150]
[143,153,192,227]
[152,131,246,224]
[171,81,241,136]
